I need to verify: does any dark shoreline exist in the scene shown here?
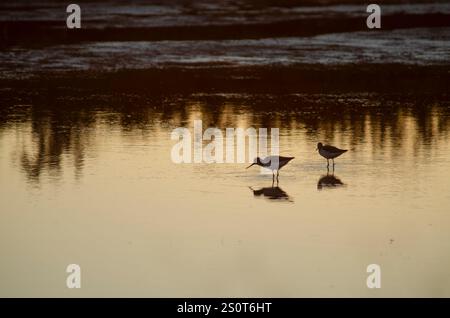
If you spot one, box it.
[1,64,449,97]
[2,13,449,48]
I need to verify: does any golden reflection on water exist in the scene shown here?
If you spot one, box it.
[1,95,450,297]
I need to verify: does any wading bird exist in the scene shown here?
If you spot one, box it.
[317,142,347,168]
[246,155,294,182]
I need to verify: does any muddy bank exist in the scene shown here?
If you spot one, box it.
[1,13,449,48]
[1,64,448,99]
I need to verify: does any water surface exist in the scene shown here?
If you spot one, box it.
[1,94,450,297]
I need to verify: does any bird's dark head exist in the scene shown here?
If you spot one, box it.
[246,157,261,169]
[317,142,323,150]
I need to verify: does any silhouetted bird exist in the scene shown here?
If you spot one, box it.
[246,155,294,182]
[317,142,347,168]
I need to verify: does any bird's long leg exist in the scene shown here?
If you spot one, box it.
[327,159,329,168]
[332,159,335,172]
[272,172,275,183]
[276,170,279,183]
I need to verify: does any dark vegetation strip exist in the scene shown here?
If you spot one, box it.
[1,13,449,48]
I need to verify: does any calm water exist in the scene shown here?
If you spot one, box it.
[1,94,450,297]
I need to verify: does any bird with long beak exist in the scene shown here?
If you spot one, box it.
[246,155,294,182]
[317,142,347,169]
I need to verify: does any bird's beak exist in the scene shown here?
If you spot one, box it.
[246,163,255,169]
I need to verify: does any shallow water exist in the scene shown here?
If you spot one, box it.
[1,1,449,27]
[1,94,450,297]
[2,27,449,78]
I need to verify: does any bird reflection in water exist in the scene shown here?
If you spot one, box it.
[317,171,345,190]
[249,182,293,202]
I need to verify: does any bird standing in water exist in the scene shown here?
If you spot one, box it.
[246,155,294,183]
[317,142,347,169]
